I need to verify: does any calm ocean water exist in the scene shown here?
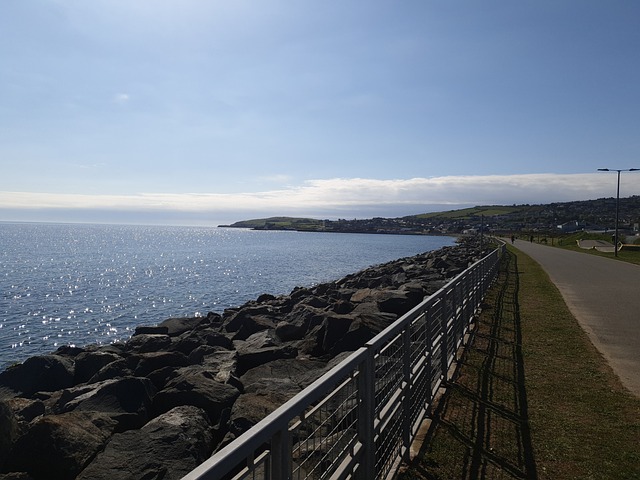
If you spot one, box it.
[0,223,455,368]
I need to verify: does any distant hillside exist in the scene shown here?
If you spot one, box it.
[220,196,640,236]
[407,196,640,229]
[219,217,324,230]
[410,205,522,220]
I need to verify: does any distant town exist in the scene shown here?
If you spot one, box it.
[221,196,640,238]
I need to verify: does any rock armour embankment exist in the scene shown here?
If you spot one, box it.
[0,237,486,480]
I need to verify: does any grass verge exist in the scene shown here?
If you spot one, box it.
[526,231,640,265]
[399,247,640,479]
[557,244,640,265]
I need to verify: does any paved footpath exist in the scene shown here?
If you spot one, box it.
[509,239,640,397]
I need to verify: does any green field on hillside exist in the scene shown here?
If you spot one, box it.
[411,205,522,220]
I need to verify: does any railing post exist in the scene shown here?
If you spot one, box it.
[402,325,412,461]
[469,265,477,317]
[461,275,470,344]
[440,291,450,384]
[424,305,434,411]
[270,428,291,480]
[453,282,461,360]
[358,349,376,480]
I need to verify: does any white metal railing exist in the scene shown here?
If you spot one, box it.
[183,243,504,480]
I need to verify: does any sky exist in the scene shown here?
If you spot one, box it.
[1,1,639,226]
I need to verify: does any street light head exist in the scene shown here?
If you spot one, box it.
[598,168,639,172]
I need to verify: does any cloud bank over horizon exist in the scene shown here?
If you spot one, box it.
[1,173,637,226]
[2,3,638,228]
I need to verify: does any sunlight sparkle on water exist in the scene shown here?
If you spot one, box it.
[0,224,455,368]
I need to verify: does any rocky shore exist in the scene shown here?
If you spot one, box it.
[0,237,488,480]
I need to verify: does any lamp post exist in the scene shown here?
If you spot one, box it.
[597,168,639,257]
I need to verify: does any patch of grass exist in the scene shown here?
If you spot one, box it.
[414,205,522,220]
[400,247,640,479]
[514,246,640,479]
[551,232,640,265]
[563,245,640,265]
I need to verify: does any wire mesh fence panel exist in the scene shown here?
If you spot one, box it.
[291,370,362,480]
[372,329,407,479]
[409,309,429,366]
[408,309,433,433]
[373,333,405,413]
[375,398,404,480]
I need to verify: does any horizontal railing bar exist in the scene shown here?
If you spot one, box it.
[377,385,405,423]
[328,441,363,480]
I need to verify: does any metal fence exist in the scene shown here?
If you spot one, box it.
[183,244,504,480]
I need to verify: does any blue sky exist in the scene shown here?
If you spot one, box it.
[1,1,639,225]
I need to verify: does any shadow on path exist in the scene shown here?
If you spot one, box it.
[404,250,538,480]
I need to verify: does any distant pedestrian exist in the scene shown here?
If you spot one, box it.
[530,235,534,243]
[511,235,515,244]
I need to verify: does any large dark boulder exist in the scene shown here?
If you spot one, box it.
[0,401,17,467]
[86,359,132,384]
[240,358,328,395]
[226,391,291,441]
[234,337,298,376]
[256,293,276,303]
[152,366,240,423]
[298,295,330,309]
[55,377,156,432]
[73,351,122,384]
[331,299,354,314]
[157,316,210,337]
[231,315,277,341]
[131,351,190,377]
[196,349,239,384]
[4,411,117,480]
[275,321,307,341]
[76,406,213,480]
[0,355,74,396]
[123,334,172,353]
[132,325,169,336]
[3,397,45,425]
[234,330,278,351]
[319,314,357,354]
[51,345,85,359]
[349,288,376,303]
[282,304,326,332]
[399,282,427,303]
[329,311,397,355]
[296,324,328,357]
[375,289,416,316]
[170,329,233,356]
[290,286,311,300]
[223,305,273,332]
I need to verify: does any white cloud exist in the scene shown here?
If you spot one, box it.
[0,174,637,220]
[113,93,130,104]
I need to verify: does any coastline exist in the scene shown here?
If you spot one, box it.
[0,236,486,479]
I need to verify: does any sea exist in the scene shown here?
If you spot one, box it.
[0,223,455,369]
